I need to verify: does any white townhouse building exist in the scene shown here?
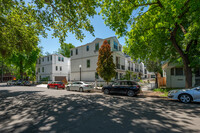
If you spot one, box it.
[70,36,145,83]
[36,54,70,82]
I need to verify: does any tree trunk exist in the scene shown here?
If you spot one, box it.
[170,34,193,88]
[182,55,193,88]
[155,72,158,88]
[1,59,3,82]
[20,60,23,80]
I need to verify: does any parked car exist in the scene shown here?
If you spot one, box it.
[66,81,94,92]
[23,81,32,86]
[15,80,24,85]
[168,86,200,103]
[47,82,65,90]
[7,80,17,85]
[102,80,141,97]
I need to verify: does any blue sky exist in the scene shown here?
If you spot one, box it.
[39,13,126,54]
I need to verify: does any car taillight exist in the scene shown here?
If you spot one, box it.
[136,85,140,89]
[85,85,89,87]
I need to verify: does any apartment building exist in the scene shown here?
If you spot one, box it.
[70,36,145,82]
[36,54,70,82]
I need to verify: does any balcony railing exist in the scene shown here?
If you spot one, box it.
[121,65,125,70]
[117,64,120,69]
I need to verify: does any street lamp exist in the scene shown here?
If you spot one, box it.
[79,65,82,81]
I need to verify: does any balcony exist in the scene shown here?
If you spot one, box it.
[121,65,125,70]
[117,64,120,69]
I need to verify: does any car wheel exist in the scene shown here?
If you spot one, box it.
[79,87,83,92]
[47,85,49,89]
[67,87,70,91]
[104,89,109,95]
[179,94,192,103]
[127,90,135,97]
[55,86,58,90]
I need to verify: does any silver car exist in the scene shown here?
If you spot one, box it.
[66,81,94,92]
[168,86,200,103]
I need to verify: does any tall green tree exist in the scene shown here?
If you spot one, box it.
[9,48,41,80]
[0,0,99,57]
[101,0,200,88]
[96,40,116,84]
[58,43,75,57]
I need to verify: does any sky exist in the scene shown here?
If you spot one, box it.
[39,13,126,54]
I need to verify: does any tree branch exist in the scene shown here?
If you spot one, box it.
[130,0,163,8]
[179,24,187,34]
[185,40,193,53]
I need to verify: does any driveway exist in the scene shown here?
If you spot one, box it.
[0,85,200,133]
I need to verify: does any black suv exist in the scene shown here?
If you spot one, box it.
[102,80,141,97]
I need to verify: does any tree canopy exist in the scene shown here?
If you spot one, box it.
[96,40,116,84]
[101,0,200,88]
[58,43,75,57]
[0,0,99,57]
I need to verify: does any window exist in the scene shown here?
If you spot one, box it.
[62,57,64,62]
[176,68,183,76]
[47,56,49,61]
[113,82,120,85]
[115,72,118,79]
[71,50,73,56]
[56,66,58,71]
[42,67,44,72]
[60,66,62,71]
[76,49,78,55]
[107,40,110,45]
[38,68,40,73]
[42,58,44,62]
[120,73,123,79]
[50,55,52,60]
[195,69,200,77]
[86,45,89,51]
[95,43,99,51]
[114,41,118,50]
[171,68,174,75]
[95,72,99,79]
[87,60,90,68]
[38,59,41,64]
[119,46,121,51]
[58,57,61,61]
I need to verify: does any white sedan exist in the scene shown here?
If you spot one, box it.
[66,81,94,92]
[168,86,200,103]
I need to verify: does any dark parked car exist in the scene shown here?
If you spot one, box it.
[15,80,24,85]
[47,82,65,90]
[102,80,141,97]
[23,81,32,86]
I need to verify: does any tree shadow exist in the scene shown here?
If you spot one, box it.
[0,90,200,133]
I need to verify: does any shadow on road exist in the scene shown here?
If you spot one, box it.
[0,90,200,133]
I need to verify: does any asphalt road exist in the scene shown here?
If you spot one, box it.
[0,85,200,133]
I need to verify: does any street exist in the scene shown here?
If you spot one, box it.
[0,85,200,133]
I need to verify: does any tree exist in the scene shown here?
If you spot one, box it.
[96,40,116,84]
[0,0,99,57]
[9,48,41,80]
[145,60,162,88]
[123,70,133,80]
[58,43,75,57]
[101,0,200,88]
